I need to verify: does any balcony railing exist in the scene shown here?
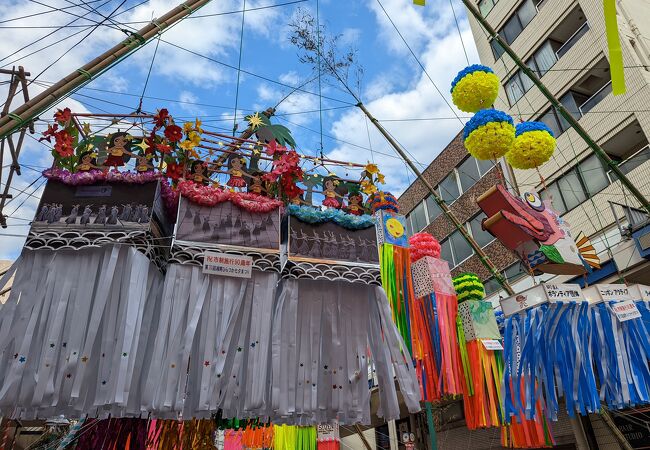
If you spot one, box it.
[579,80,612,115]
[607,145,650,183]
[556,21,590,59]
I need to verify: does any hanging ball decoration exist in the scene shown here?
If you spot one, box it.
[369,191,399,214]
[408,233,441,262]
[463,109,515,160]
[505,121,556,170]
[450,65,500,113]
[452,273,485,303]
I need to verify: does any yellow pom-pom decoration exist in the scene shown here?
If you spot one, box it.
[505,122,556,170]
[463,109,515,160]
[451,65,500,113]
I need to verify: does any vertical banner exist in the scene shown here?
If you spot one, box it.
[603,0,626,95]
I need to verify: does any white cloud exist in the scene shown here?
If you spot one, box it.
[325,3,479,196]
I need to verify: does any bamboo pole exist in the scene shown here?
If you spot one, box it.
[0,0,215,140]
[460,0,650,215]
[357,102,515,295]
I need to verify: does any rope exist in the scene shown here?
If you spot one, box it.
[449,0,470,65]
[232,0,247,135]
[316,0,324,159]
[137,36,161,113]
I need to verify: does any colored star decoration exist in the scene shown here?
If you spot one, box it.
[246,112,265,130]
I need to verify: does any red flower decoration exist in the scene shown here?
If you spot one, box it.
[266,140,287,156]
[165,162,184,181]
[154,108,170,127]
[164,124,183,142]
[39,123,59,142]
[156,142,172,154]
[54,108,72,124]
[54,130,74,157]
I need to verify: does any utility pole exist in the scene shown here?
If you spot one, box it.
[357,102,514,295]
[460,0,650,215]
[0,0,214,141]
[0,67,33,228]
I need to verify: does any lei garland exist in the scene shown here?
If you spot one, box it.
[177,180,284,213]
[43,168,163,185]
[287,204,375,230]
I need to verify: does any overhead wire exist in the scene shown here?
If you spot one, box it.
[0,0,105,24]
[232,0,247,134]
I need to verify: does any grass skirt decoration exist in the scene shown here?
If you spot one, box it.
[503,302,600,421]
[590,302,650,409]
[0,246,163,419]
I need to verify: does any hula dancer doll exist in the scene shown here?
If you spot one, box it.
[103,132,134,170]
[346,192,364,215]
[322,176,343,209]
[135,153,153,172]
[227,156,249,191]
[75,151,100,172]
[248,171,265,195]
[191,160,211,185]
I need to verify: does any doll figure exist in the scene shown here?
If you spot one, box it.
[248,171,265,195]
[346,192,364,216]
[76,152,100,172]
[227,156,249,191]
[322,176,343,208]
[190,160,212,185]
[135,154,153,173]
[103,132,134,169]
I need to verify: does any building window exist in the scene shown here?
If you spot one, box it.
[478,0,498,16]
[408,200,428,232]
[458,157,482,192]
[425,195,442,222]
[469,213,496,247]
[440,229,474,268]
[504,262,527,283]
[538,107,568,137]
[477,158,496,175]
[505,71,535,106]
[493,0,538,60]
[579,155,609,195]
[490,39,506,60]
[439,171,461,204]
[484,277,502,297]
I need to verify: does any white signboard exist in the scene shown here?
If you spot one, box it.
[482,339,504,351]
[611,300,642,322]
[317,423,339,442]
[596,284,633,302]
[543,283,583,302]
[629,284,650,301]
[203,252,253,278]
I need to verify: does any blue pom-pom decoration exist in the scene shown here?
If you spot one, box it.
[515,121,554,138]
[288,204,375,230]
[450,64,495,92]
[463,108,514,139]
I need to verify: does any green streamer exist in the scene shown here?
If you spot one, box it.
[456,315,473,395]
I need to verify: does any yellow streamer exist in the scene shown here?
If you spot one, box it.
[604,0,626,95]
[413,0,425,5]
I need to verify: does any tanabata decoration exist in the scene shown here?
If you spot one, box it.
[451,65,500,113]
[0,245,165,418]
[452,273,486,303]
[453,275,504,429]
[505,122,556,170]
[316,423,340,450]
[408,233,465,401]
[464,109,515,161]
[501,283,600,420]
[583,284,650,410]
[373,192,414,348]
[478,185,596,275]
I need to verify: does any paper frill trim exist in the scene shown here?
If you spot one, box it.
[408,232,441,262]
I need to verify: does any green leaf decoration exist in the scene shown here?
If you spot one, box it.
[540,244,564,263]
[267,124,297,148]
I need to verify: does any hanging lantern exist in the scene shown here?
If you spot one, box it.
[408,232,441,262]
[368,191,399,214]
[505,121,556,170]
[450,64,500,113]
[463,109,515,160]
[452,273,485,303]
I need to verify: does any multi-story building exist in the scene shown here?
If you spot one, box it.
[464,0,650,297]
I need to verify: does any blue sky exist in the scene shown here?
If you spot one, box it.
[0,0,479,259]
